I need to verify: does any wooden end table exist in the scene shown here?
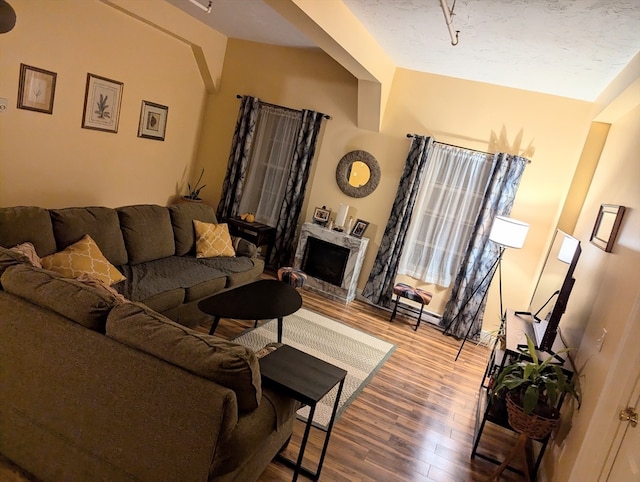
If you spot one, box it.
[259,344,347,481]
[198,279,302,342]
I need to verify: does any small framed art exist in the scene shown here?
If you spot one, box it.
[350,219,369,238]
[313,207,331,226]
[17,63,57,114]
[590,204,626,252]
[138,100,168,141]
[82,73,123,133]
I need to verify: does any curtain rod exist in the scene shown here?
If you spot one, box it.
[406,133,531,162]
[236,95,331,120]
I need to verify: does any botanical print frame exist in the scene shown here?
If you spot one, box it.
[313,207,331,226]
[82,73,123,133]
[138,100,168,141]
[17,63,57,114]
[590,204,626,253]
[350,219,369,238]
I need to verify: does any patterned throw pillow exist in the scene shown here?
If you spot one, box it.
[193,220,236,258]
[41,234,126,286]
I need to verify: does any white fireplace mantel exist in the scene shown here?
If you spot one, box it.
[294,223,369,304]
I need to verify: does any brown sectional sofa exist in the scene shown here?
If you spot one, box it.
[0,203,298,481]
[0,202,264,327]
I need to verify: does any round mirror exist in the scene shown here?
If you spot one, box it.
[336,150,380,198]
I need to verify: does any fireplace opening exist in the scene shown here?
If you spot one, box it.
[302,237,349,287]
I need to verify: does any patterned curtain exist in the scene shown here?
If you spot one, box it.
[270,109,325,269]
[440,153,529,339]
[361,136,434,307]
[216,96,260,220]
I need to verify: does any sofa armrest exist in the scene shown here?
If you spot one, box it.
[231,236,258,258]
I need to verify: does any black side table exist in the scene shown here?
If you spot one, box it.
[259,345,347,481]
[226,217,276,262]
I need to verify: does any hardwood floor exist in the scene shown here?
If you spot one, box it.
[240,283,525,482]
[0,276,526,481]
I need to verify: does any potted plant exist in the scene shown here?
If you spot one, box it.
[491,334,579,440]
[182,168,206,202]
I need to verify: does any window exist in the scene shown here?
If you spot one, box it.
[398,144,495,287]
[238,105,301,226]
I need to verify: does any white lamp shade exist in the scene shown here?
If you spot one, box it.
[557,235,579,263]
[489,216,529,249]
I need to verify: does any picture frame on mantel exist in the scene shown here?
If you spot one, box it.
[17,63,57,114]
[138,100,168,141]
[82,73,123,133]
[590,204,626,252]
[351,219,369,238]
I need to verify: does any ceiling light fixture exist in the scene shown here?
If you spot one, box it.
[439,0,459,46]
[187,0,212,14]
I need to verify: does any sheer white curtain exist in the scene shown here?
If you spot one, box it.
[238,106,301,226]
[397,144,495,287]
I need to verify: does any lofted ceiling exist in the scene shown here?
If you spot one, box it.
[165,0,640,101]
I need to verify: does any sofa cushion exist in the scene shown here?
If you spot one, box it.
[118,205,175,265]
[41,234,126,286]
[197,256,264,288]
[169,203,218,256]
[194,221,235,258]
[50,206,128,266]
[106,302,262,412]
[0,206,57,257]
[1,264,124,332]
[117,256,226,304]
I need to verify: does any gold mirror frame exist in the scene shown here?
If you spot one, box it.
[335,150,381,198]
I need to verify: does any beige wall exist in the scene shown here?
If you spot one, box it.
[199,39,594,331]
[549,101,640,481]
[0,0,212,208]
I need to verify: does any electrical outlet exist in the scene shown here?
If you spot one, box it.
[596,328,607,352]
[0,97,7,112]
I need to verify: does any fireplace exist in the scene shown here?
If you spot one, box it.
[294,223,369,304]
[302,237,349,287]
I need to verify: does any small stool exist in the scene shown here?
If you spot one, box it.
[389,283,433,331]
[277,267,307,289]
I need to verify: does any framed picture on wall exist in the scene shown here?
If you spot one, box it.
[138,100,168,141]
[350,219,369,238]
[17,63,57,114]
[590,204,626,252]
[81,73,123,133]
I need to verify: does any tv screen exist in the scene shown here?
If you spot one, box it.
[524,230,581,354]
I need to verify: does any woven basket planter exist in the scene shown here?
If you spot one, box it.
[506,392,560,440]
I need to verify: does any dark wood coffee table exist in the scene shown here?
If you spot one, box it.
[198,279,302,342]
[259,344,347,481]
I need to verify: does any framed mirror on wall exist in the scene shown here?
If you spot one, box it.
[336,150,381,198]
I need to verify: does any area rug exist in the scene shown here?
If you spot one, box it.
[232,308,396,431]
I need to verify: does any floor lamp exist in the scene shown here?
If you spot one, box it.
[445,216,530,360]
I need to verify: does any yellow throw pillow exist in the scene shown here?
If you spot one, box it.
[193,220,236,258]
[41,234,126,286]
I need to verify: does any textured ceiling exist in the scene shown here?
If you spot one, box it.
[166,0,640,101]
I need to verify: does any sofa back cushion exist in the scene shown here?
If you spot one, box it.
[0,206,57,257]
[169,203,218,256]
[117,205,175,265]
[106,302,262,413]
[1,264,124,332]
[50,207,128,266]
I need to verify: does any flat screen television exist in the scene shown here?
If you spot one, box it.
[517,229,581,357]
